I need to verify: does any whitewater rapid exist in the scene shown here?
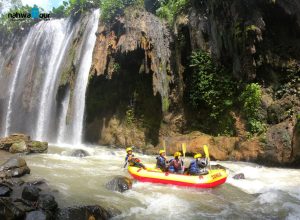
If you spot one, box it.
[19,145,300,220]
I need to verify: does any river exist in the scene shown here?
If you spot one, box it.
[19,145,300,220]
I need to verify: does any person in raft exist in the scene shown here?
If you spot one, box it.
[156,149,168,171]
[168,151,184,174]
[188,153,208,175]
[124,147,146,169]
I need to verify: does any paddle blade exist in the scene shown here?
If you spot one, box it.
[182,143,186,157]
[163,140,166,153]
[203,145,209,159]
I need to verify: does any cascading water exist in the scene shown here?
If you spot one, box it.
[3,28,35,137]
[0,10,100,145]
[68,9,100,145]
[35,20,73,141]
[57,89,70,144]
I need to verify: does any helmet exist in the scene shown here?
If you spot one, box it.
[194,153,202,159]
[159,149,165,154]
[126,147,132,152]
[174,152,181,157]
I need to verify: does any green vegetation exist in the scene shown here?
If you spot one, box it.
[126,107,135,125]
[112,63,121,73]
[162,97,169,112]
[239,83,266,134]
[51,0,99,18]
[189,50,236,120]
[51,1,69,18]
[100,0,143,22]
[156,0,189,24]
[0,5,36,34]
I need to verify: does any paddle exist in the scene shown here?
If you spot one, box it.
[181,143,186,173]
[203,144,211,170]
[163,140,166,155]
[182,143,186,158]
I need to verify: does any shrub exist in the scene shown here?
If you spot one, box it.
[189,50,236,119]
[0,5,36,34]
[156,0,188,24]
[239,83,266,134]
[100,0,143,22]
[51,0,99,18]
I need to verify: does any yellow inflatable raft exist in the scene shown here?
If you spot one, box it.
[128,164,227,188]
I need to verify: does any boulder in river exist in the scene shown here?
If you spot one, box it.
[70,149,90,157]
[0,134,30,151]
[105,176,133,192]
[0,197,25,219]
[0,157,30,178]
[25,210,49,220]
[55,205,118,220]
[27,141,48,153]
[9,141,27,153]
[22,185,40,202]
[0,184,12,196]
[0,134,48,154]
[233,173,245,180]
[38,194,58,212]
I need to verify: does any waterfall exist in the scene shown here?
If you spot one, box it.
[69,9,100,145]
[35,20,73,141]
[3,28,35,137]
[0,10,100,145]
[57,89,70,144]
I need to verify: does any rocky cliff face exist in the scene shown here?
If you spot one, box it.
[85,7,172,149]
[87,0,300,166]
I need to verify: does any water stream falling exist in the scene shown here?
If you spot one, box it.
[35,20,73,141]
[0,10,100,145]
[57,89,70,144]
[69,9,99,145]
[3,28,35,137]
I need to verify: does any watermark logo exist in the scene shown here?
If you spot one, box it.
[8,6,50,20]
[31,7,40,19]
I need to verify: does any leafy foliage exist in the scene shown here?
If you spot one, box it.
[0,5,36,34]
[156,0,189,24]
[51,1,69,18]
[239,83,265,134]
[189,50,236,119]
[51,0,99,18]
[100,0,143,22]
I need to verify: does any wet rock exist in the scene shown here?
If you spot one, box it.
[105,176,133,192]
[267,96,299,125]
[9,141,27,153]
[233,173,245,180]
[262,119,295,165]
[70,149,89,157]
[291,117,300,166]
[27,141,48,153]
[38,194,57,211]
[0,134,30,151]
[22,185,40,201]
[13,200,35,213]
[0,197,25,219]
[0,184,12,197]
[0,157,30,178]
[25,210,49,220]
[55,205,116,220]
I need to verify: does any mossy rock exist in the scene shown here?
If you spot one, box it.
[27,141,48,153]
[9,141,27,153]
